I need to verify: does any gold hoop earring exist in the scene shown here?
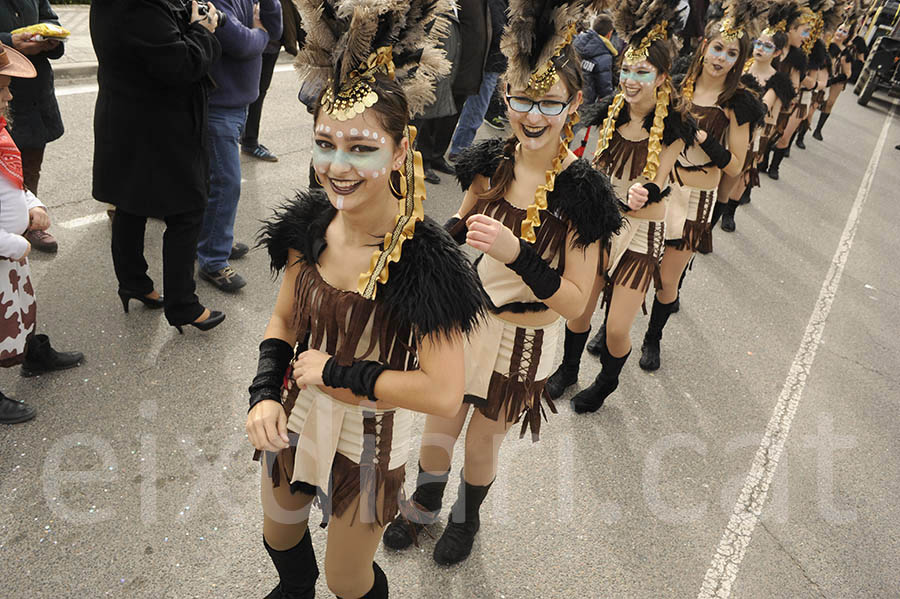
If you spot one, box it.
[313,171,323,187]
[389,171,403,198]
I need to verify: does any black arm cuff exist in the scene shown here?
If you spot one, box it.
[642,182,671,205]
[248,338,294,412]
[828,74,848,85]
[322,358,388,403]
[700,136,732,169]
[506,239,561,301]
[444,216,467,245]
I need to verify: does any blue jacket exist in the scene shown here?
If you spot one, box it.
[209,0,282,108]
[574,30,617,105]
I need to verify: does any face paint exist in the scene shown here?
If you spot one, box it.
[753,39,776,54]
[620,69,657,84]
[708,46,739,63]
[336,196,345,209]
[312,143,392,173]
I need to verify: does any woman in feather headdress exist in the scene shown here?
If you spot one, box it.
[635,0,765,371]
[718,2,796,231]
[381,0,621,565]
[244,1,487,596]
[764,0,816,179]
[544,0,696,412]
[811,1,857,140]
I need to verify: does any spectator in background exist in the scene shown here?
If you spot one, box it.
[448,0,507,161]
[0,0,65,254]
[1,43,83,424]
[574,13,617,105]
[198,0,282,292]
[240,0,288,162]
[91,0,226,334]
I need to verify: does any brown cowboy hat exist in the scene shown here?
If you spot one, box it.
[0,43,36,79]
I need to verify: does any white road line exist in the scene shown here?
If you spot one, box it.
[56,83,99,97]
[697,104,896,599]
[58,212,108,229]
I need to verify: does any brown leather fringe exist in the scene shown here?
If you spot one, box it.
[748,167,761,188]
[683,219,712,253]
[291,263,416,370]
[596,130,649,182]
[477,326,557,442]
[609,249,662,295]
[692,105,730,144]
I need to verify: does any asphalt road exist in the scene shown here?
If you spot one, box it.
[1,67,898,599]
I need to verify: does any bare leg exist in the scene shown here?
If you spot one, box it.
[463,408,515,486]
[261,453,314,550]
[657,246,694,305]
[605,282,647,359]
[419,404,471,474]
[325,494,389,598]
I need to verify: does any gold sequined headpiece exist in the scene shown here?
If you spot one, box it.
[523,22,577,98]
[763,1,804,37]
[320,46,394,121]
[624,21,669,64]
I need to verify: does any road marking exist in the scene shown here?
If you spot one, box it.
[56,83,99,97]
[697,104,896,599]
[58,212,108,229]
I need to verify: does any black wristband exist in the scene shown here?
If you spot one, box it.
[322,358,387,403]
[444,216,467,245]
[700,135,732,169]
[248,338,294,412]
[829,74,847,85]
[506,238,561,300]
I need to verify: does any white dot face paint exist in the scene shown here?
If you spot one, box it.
[363,129,370,136]
[336,196,345,210]
[381,167,386,174]
[373,171,379,178]
[350,128,358,136]
[336,131,344,138]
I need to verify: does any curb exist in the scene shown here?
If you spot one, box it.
[54,62,98,80]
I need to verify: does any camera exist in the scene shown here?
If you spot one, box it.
[195,0,225,28]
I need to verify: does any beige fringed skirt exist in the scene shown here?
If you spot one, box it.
[463,312,561,441]
[665,183,717,253]
[605,212,666,296]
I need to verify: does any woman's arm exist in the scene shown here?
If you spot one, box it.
[263,248,302,344]
[539,233,600,320]
[721,113,749,177]
[627,140,683,217]
[452,175,487,219]
[762,88,779,117]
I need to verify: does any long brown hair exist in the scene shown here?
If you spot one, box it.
[682,21,753,106]
[479,43,583,204]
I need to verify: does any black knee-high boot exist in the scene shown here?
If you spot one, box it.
[784,129,796,158]
[382,464,449,550]
[571,339,630,414]
[358,562,388,598]
[795,120,808,149]
[545,326,590,399]
[433,475,493,566]
[709,200,728,229]
[767,147,786,180]
[264,530,318,599]
[813,111,829,140]
[639,297,678,371]
[720,199,740,232]
[739,184,752,205]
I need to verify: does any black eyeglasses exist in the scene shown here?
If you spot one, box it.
[506,95,573,116]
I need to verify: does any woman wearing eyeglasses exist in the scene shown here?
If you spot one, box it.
[547,0,695,414]
[718,30,794,231]
[381,0,620,565]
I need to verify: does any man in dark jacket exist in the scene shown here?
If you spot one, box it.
[574,13,618,105]
[0,0,66,253]
[197,0,281,292]
[448,0,507,159]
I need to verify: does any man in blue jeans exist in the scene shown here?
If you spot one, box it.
[199,0,281,292]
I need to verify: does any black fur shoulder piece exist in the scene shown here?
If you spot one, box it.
[785,45,808,74]
[828,42,840,59]
[765,71,796,106]
[547,159,622,248]
[579,94,614,128]
[258,190,334,272]
[724,87,767,126]
[662,107,697,148]
[740,73,763,94]
[454,138,506,191]
[379,217,487,339]
[808,39,828,70]
[258,191,486,339]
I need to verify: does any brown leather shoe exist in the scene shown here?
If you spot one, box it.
[25,229,58,253]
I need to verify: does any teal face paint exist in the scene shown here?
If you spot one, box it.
[620,69,657,84]
[311,141,391,175]
[708,46,738,63]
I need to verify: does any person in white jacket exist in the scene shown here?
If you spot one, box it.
[0,42,82,424]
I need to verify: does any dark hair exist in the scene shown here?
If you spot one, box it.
[313,74,409,145]
[684,21,753,105]
[480,43,583,203]
[593,14,614,37]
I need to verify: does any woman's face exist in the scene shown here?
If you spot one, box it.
[312,110,406,212]
[619,60,664,105]
[834,26,850,44]
[702,36,742,79]
[753,34,780,61]
[788,22,811,47]
[505,80,581,153]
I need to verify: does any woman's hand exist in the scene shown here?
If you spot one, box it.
[466,213,520,264]
[246,400,290,451]
[292,349,330,390]
[28,207,50,231]
[627,183,649,210]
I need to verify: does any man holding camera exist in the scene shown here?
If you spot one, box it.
[197,0,281,293]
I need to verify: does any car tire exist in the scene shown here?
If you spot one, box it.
[857,70,878,105]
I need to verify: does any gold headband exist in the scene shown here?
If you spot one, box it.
[525,23,577,98]
[719,16,745,41]
[762,19,787,36]
[321,46,395,121]
[624,21,668,64]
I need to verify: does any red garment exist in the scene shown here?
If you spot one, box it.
[0,118,24,191]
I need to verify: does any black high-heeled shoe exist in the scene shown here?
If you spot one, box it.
[174,310,225,334]
[119,289,164,313]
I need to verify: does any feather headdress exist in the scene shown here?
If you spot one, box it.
[614,0,683,64]
[763,0,804,35]
[717,0,771,41]
[501,0,585,98]
[295,0,453,121]
[802,0,835,53]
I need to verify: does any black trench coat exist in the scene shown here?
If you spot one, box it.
[90,0,221,217]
